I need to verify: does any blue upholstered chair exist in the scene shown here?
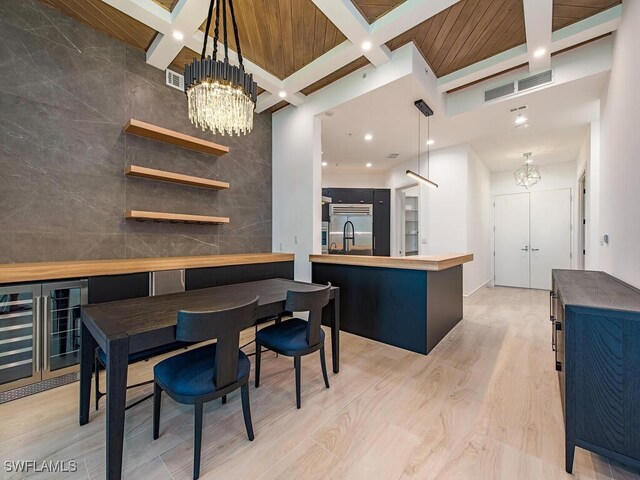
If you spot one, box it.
[254,284,331,409]
[152,297,259,480]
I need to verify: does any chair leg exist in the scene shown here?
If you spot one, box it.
[320,346,330,389]
[294,356,301,409]
[152,382,162,440]
[255,341,261,388]
[240,382,255,441]
[193,402,203,480]
[222,395,227,404]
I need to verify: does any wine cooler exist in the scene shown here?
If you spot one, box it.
[0,280,88,394]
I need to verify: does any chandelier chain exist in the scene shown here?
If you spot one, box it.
[228,0,244,66]
[212,0,220,59]
[202,0,215,60]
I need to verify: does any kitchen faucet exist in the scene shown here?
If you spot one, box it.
[343,221,355,253]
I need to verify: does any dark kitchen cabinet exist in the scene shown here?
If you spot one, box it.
[324,188,374,205]
[373,189,391,256]
[323,187,390,256]
[551,270,640,474]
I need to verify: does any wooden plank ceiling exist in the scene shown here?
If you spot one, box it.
[40,0,157,51]
[552,0,622,30]
[197,0,347,80]
[386,0,527,78]
[151,0,179,12]
[350,0,407,23]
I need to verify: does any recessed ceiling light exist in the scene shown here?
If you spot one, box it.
[362,41,372,51]
[366,162,372,168]
[533,48,546,58]
[515,115,528,125]
[172,31,184,41]
[278,90,287,98]
[364,133,373,141]
[321,161,328,167]
[426,139,435,146]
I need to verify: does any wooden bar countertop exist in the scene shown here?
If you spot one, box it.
[0,253,294,284]
[309,253,473,271]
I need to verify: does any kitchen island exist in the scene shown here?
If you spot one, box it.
[310,253,473,354]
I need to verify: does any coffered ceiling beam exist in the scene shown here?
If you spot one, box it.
[311,0,391,67]
[438,6,622,93]
[145,0,209,69]
[523,0,553,72]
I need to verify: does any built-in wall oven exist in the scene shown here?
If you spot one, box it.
[321,222,329,254]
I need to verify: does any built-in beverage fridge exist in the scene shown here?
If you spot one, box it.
[0,280,88,395]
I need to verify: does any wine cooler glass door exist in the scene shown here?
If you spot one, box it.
[0,284,41,392]
[42,280,88,379]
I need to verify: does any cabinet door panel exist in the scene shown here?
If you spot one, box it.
[373,189,391,256]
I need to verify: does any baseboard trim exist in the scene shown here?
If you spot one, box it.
[464,279,491,298]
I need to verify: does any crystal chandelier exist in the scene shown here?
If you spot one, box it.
[184,0,257,136]
[514,152,541,188]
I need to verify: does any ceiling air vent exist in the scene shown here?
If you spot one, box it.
[166,69,185,91]
[484,82,515,102]
[518,70,553,92]
[386,153,400,159]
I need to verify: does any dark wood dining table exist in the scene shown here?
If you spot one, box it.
[78,278,340,480]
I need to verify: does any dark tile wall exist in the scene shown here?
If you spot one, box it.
[0,0,272,263]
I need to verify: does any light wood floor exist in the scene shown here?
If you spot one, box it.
[1,286,639,480]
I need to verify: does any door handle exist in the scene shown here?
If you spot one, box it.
[521,246,529,251]
[531,248,540,252]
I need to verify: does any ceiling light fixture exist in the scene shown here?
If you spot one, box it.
[172,30,184,41]
[364,133,373,141]
[534,48,546,58]
[515,123,530,130]
[184,0,257,136]
[515,114,528,125]
[362,41,372,51]
[407,99,438,189]
[278,90,287,98]
[366,162,372,168]
[514,152,541,188]
[321,161,328,167]
[426,139,435,146]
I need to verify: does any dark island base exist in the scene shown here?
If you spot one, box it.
[313,263,463,354]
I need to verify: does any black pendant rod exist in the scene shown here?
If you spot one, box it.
[201,0,215,60]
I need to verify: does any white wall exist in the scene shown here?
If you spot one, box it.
[597,0,640,287]
[384,144,491,296]
[322,171,387,188]
[490,160,579,275]
[466,148,492,296]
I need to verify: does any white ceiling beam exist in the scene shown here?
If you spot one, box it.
[146,0,209,69]
[370,0,461,44]
[311,0,391,67]
[438,6,622,93]
[523,0,553,72]
[101,0,172,30]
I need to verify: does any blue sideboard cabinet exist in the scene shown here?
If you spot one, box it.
[551,270,640,473]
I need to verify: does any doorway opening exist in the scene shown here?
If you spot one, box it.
[578,172,587,270]
[396,184,419,256]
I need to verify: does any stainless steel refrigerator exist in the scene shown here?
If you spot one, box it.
[328,204,373,255]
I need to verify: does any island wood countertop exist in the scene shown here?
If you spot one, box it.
[309,253,473,271]
[0,253,294,284]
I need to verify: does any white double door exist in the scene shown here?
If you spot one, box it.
[494,189,571,290]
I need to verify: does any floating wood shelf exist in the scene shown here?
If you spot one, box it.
[125,210,230,225]
[123,119,229,156]
[125,165,229,190]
